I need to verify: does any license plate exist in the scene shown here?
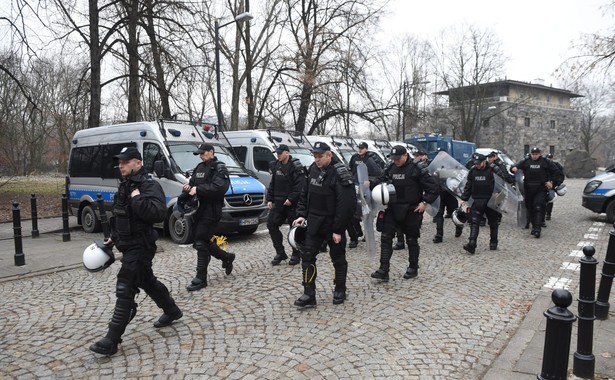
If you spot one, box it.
[239,218,259,226]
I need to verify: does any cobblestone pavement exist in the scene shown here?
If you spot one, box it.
[0,179,610,379]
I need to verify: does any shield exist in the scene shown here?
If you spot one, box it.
[427,151,469,199]
[357,163,376,257]
[515,170,527,227]
[487,174,518,220]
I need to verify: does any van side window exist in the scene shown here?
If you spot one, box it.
[69,143,135,178]
[143,143,165,174]
[232,146,247,164]
[253,146,275,171]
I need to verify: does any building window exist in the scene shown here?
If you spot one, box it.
[549,120,555,129]
[524,117,530,127]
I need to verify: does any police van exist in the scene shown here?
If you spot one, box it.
[222,129,314,188]
[67,120,268,244]
[582,163,615,223]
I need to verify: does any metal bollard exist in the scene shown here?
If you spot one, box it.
[12,202,25,266]
[537,288,576,380]
[61,193,71,242]
[595,223,615,320]
[573,245,597,378]
[30,193,39,238]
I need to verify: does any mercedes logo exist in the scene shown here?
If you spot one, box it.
[243,194,253,205]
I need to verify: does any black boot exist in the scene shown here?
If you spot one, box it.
[433,214,444,243]
[404,241,420,279]
[90,297,135,355]
[372,237,393,282]
[153,305,183,328]
[545,203,553,221]
[332,263,347,305]
[489,224,498,250]
[463,224,480,254]
[89,337,120,356]
[295,263,317,308]
[288,249,301,266]
[531,210,542,238]
[271,250,288,266]
[187,252,209,291]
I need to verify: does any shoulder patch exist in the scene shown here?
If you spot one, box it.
[334,162,353,186]
[291,157,305,173]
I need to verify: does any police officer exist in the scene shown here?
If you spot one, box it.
[511,147,564,238]
[487,151,515,184]
[267,144,306,265]
[184,143,235,291]
[459,153,501,254]
[90,147,182,356]
[347,141,383,248]
[292,142,355,308]
[545,153,564,221]
[432,148,463,243]
[371,145,439,281]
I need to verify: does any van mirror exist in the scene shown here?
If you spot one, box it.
[154,160,174,180]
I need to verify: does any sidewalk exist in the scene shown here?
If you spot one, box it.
[0,217,614,379]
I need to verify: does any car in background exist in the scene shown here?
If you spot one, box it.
[475,148,515,174]
[582,163,615,223]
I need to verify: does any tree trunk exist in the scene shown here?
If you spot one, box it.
[88,0,101,128]
[125,0,140,122]
[144,0,171,119]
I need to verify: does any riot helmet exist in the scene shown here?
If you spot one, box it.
[288,223,308,250]
[547,189,556,203]
[173,192,199,218]
[554,183,567,196]
[371,183,397,206]
[451,208,468,226]
[83,240,115,272]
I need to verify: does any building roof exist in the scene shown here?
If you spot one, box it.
[434,79,583,98]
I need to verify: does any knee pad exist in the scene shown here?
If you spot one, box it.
[406,237,418,248]
[193,240,208,251]
[381,232,394,244]
[116,282,137,300]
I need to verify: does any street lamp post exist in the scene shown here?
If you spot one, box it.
[215,12,253,132]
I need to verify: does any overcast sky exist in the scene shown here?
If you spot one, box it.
[380,0,613,88]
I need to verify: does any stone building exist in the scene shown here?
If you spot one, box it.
[434,79,583,162]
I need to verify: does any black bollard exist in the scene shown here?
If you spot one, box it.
[595,223,615,320]
[30,193,39,238]
[61,193,71,242]
[537,288,576,380]
[12,202,25,266]
[573,245,597,378]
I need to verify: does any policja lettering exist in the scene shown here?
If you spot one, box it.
[392,173,405,180]
[310,177,324,187]
[530,165,541,169]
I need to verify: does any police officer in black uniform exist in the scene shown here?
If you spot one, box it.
[347,141,383,248]
[267,144,306,265]
[487,151,515,185]
[371,145,439,282]
[292,142,355,308]
[545,153,564,221]
[459,153,501,254]
[511,147,564,238]
[185,143,235,291]
[90,147,182,356]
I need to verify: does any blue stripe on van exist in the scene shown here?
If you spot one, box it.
[228,176,265,194]
[68,189,116,202]
[593,188,611,195]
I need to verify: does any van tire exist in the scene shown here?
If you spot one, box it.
[81,204,102,233]
[606,200,615,223]
[168,213,194,244]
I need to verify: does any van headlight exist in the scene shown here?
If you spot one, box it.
[583,180,602,194]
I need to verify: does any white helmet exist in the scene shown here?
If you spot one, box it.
[83,240,115,272]
[371,184,397,206]
[288,223,308,250]
[555,183,567,196]
[547,189,556,203]
[452,208,468,226]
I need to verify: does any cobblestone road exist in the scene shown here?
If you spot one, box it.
[0,179,608,379]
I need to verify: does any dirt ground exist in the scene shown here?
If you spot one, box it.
[0,176,66,223]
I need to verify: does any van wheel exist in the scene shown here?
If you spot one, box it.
[606,200,615,223]
[168,213,194,244]
[81,205,102,233]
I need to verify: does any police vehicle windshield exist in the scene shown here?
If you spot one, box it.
[168,143,244,174]
[288,147,314,168]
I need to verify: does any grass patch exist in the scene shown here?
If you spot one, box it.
[0,176,66,195]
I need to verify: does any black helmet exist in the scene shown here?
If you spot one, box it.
[173,192,199,218]
[288,223,308,250]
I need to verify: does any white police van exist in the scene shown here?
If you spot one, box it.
[67,120,268,244]
[222,129,314,188]
[582,163,615,223]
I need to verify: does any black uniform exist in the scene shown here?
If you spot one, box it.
[347,151,383,245]
[371,159,439,281]
[433,178,463,243]
[545,160,564,220]
[513,156,563,237]
[460,163,501,253]
[186,157,234,291]
[266,156,306,264]
[294,161,355,306]
[90,167,181,355]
